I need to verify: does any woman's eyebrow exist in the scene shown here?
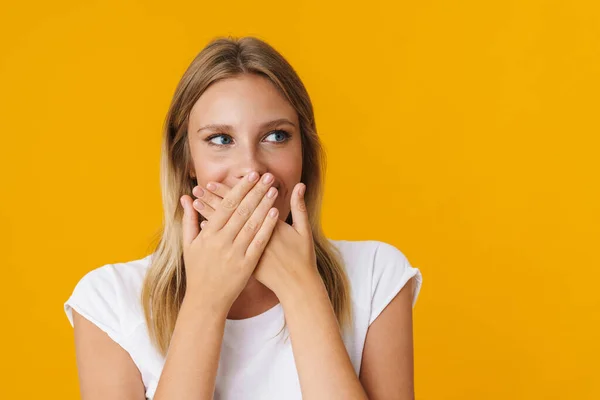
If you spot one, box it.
[197,118,296,133]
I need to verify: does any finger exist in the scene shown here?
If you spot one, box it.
[180,195,200,248]
[221,173,277,239]
[291,182,310,236]
[192,186,220,213]
[193,185,223,207]
[204,181,232,199]
[201,171,261,234]
[244,206,279,265]
[233,185,279,251]
[193,197,216,220]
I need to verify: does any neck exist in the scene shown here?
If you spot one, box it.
[227,275,280,319]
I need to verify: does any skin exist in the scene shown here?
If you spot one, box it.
[186,73,303,318]
[71,72,416,400]
[186,72,416,398]
[192,179,417,399]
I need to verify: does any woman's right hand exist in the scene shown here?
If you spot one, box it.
[179,171,279,312]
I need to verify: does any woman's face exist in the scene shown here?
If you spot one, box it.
[187,73,303,222]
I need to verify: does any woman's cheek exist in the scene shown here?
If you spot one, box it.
[194,162,229,186]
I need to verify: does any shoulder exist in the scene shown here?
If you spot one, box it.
[327,238,381,273]
[328,239,423,324]
[327,238,411,277]
[70,254,152,294]
[63,254,153,341]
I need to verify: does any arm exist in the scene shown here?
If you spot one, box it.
[153,295,228,400]
[72,295,228,400]
[359,276,416,400]
[72,310,146,400]
[279,272,369,400]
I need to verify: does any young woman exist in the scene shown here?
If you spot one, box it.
[64,36,423,400]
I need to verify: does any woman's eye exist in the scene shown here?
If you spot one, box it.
[265,130,291,143]
[205,130,291,147]
[207,134,233,146]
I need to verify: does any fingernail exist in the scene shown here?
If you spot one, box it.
[262,173,273,184]
[298,184,305,197]
[194,199,204,209]
[248,172,259,182]
[180,197,185,207]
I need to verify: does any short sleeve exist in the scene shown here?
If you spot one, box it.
[63,265,124,345]
[368,241,423,326]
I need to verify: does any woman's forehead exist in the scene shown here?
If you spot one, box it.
[189,77,298,132]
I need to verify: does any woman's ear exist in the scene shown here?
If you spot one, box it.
[188,161,196,179]
[188,168,197,186]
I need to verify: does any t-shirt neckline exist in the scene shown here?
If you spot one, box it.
[223,302,285,345]
[225,301,283,326]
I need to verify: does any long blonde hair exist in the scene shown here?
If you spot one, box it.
[141,35,352,357]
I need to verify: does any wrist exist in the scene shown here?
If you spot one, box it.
[182,290,231,319]
[278,268,327,307]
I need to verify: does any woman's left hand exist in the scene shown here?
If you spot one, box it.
[191,179,319,299]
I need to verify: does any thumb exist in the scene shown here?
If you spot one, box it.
[291,183,310,236]
[180,195,199,247]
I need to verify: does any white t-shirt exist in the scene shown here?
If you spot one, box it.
[64,239,423,399]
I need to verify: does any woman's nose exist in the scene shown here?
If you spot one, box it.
[235,155,269,181]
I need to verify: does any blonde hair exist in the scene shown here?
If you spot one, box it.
[141,35,352,357]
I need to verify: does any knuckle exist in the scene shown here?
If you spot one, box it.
[236,204,251,217]
[297,201,307,212]
[253,237,264,248]
[226,249,237,262]
[244,219,259,234]
[222,198,237,209]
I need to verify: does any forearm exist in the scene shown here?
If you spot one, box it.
[153,296,228,400]
[279,273,368,400]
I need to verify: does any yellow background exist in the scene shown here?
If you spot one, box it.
[1,0,598,399]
